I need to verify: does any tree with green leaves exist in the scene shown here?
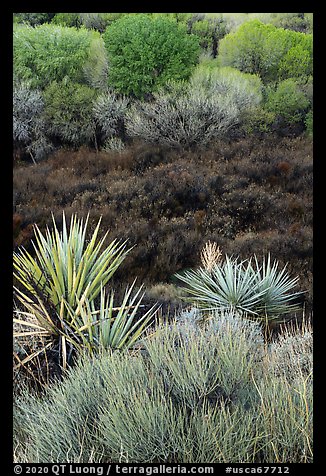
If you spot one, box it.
[103,14,200,98]
[43,79,98,147]
[218,19,312,82]
[13,23,100,89]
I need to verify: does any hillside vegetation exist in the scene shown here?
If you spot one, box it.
[13,12,313,464]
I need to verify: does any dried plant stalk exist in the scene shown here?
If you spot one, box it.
[200,241,222,272]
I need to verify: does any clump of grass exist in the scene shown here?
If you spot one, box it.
[266,318,313,381]
[253,371,313,463]
[13,311,313,463]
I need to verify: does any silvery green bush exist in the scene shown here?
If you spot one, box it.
[126,65,263,147]
[92,91,129,145]
[267,322,313,381]
[126,85,239,147]
[13,82,53,162]
[14,312,312,463]
[190,65,263,110]
[82,37,109,91]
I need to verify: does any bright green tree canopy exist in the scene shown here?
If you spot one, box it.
[13,23,100,89]
[218,19,312,82]
[103,14,200,98]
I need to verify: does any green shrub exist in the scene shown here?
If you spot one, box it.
[14,314,312,463]
[103,14,200,98]
[265,79,310,125]
[51,13,82,28]
[13,23,100,89]
[190,16,229,57]
[13,13,55,26]
[191,19,213,51]
[278,44,313,81]
[218,19,313,82]
[43,80,98,147]
[241,105,276,134]
[82,37,109,91]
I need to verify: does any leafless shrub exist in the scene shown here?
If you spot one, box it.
[126,86,239,147]
[93,91,129,144]
[13,82,53,162]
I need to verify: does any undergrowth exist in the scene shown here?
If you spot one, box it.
[14,312,313,463]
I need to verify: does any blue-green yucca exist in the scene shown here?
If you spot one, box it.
[13,212,157,369]
[175,251,303,321]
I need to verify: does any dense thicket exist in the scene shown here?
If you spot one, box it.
[13,14,313,161]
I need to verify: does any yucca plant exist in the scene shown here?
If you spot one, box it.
[13,213,157,371]
[175,253,303,322]
[14,282,157,370]
[14,213,128,311]
[63,280,158,353]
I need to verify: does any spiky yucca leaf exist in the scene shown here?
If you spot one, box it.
[14,281,158,370]
[13,286,86,370]
[252,254,302,318]
[63,280,158,352]
[175,254,303,321]
[14,213,145,367]
[13,213,130,319]
[176,256,266,314]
